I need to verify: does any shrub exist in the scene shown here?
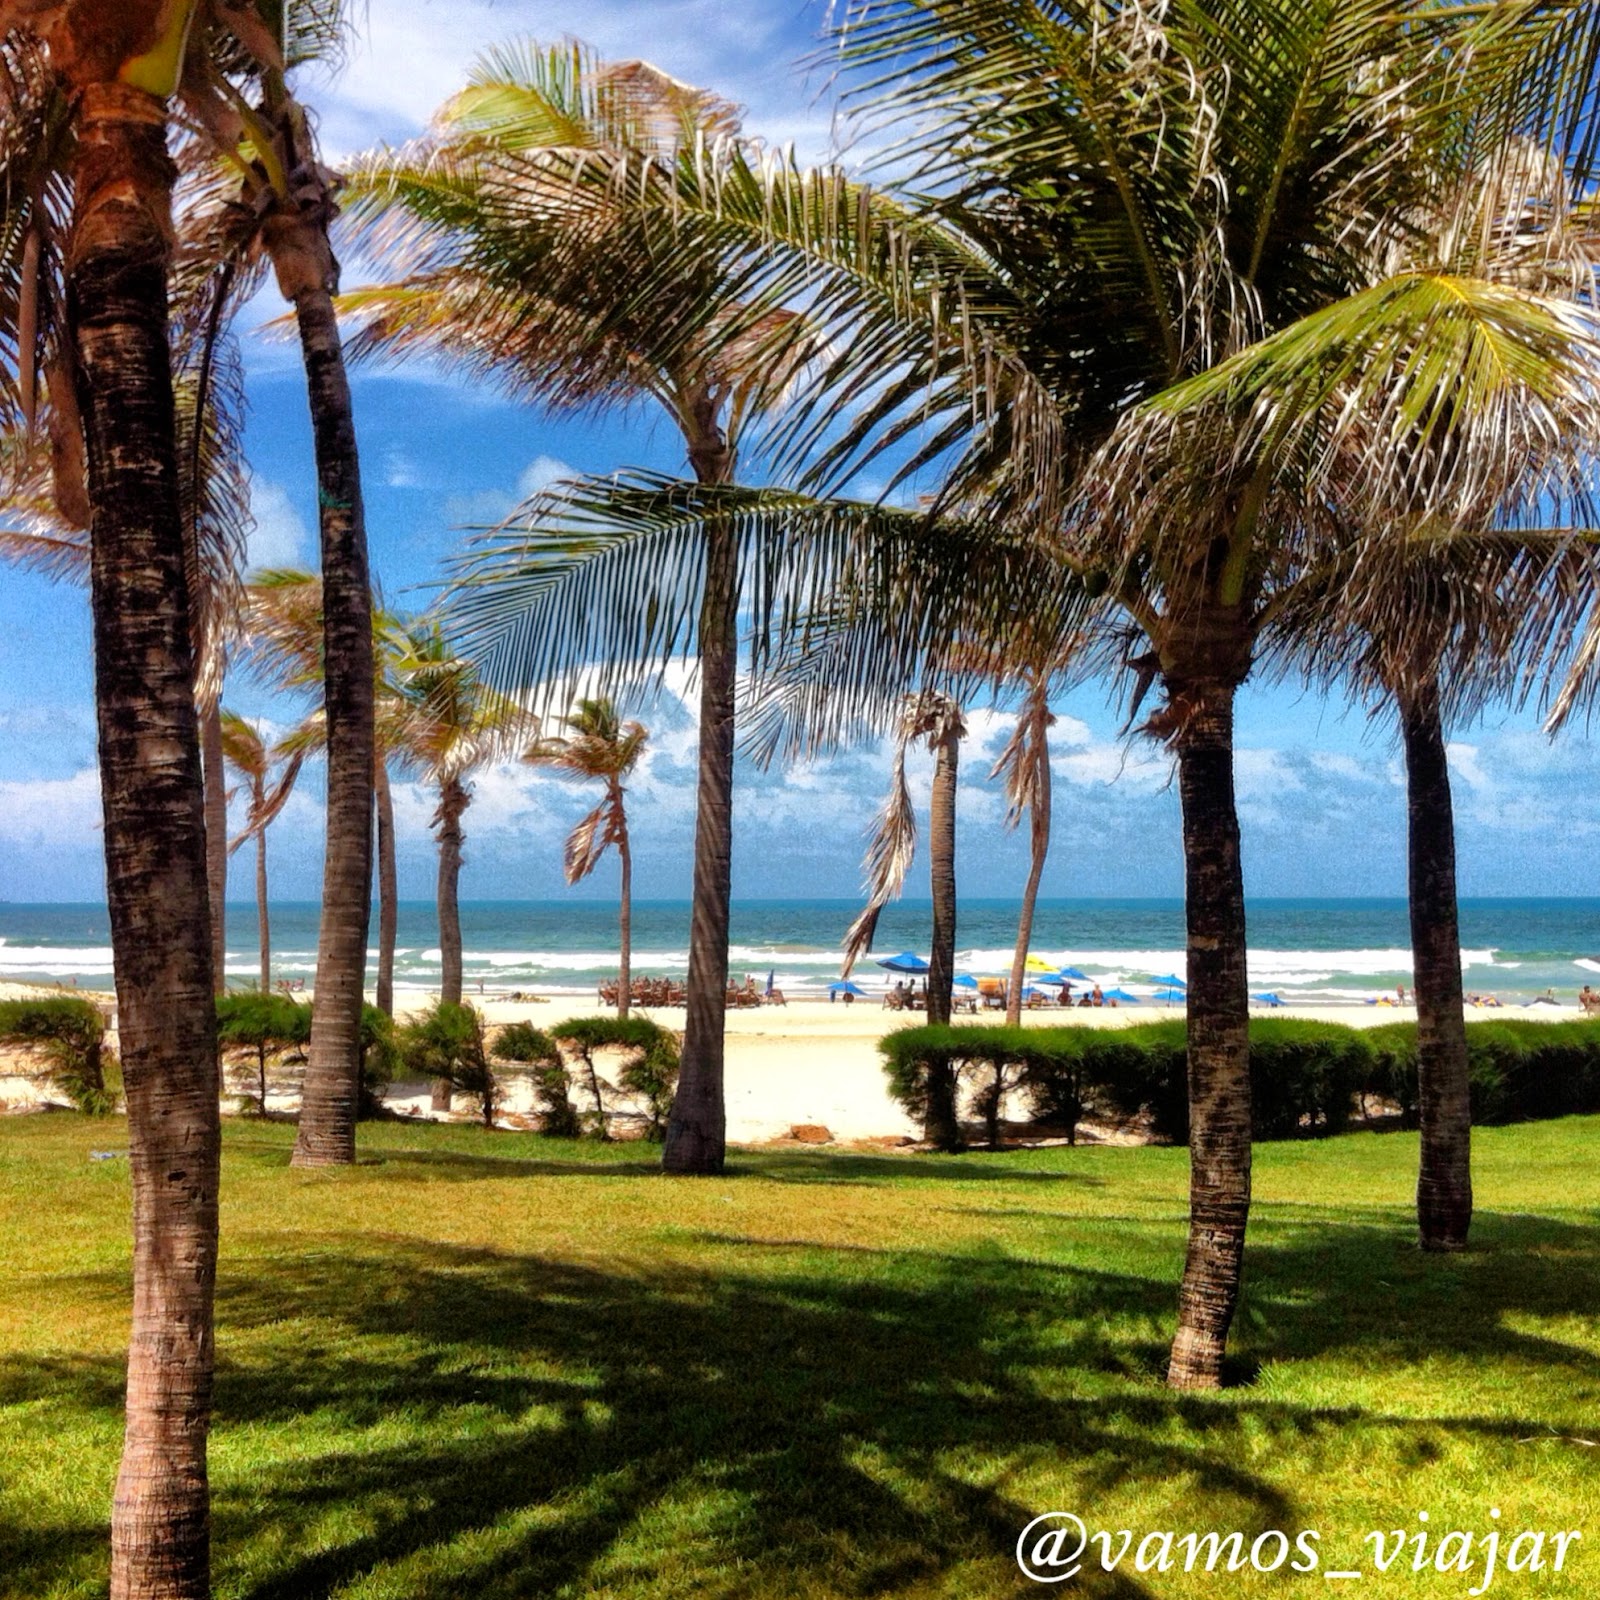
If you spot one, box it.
[879,1026,1052,1146]
[358,1005,401,1117]
[216,993,311,1113]
[551,1015,681,1140]
[0,997,114,1114]
[396,1002,496,1126]
[1247,1019,1373,1139]
[489,1022,577,1137]
[878,1017,1600,1149]
[1361,1018,1600,1127]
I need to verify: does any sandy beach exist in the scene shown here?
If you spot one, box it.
[3,978,1583,1144]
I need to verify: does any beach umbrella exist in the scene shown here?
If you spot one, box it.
[1154,987,1187,1004]
[876,951,930,973]
[1032,972,1067,986]
[829,980,866,997]
[1149,973,1187,988]
[1024,955,1060,974]
[765,969,775,997]
[1059,967,1090,981]
[1101,988,1141,1003]
[952,974,979,989]
[1251,992,1286,1007]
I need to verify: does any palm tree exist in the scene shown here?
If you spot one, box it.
[218,711,304,993]
[388,622,518,1107]
[524,698,648,1018]
[342,43,815,1174]
[241,569,411,1015]
[136,0,380,1167]
[4,0,380,1164]
[1271,519,1598,1251]
[0,40,253,994]
[0,7,222,1595]
[493,0,1600,1384]
[992,669,1056,1029]
[837,690,967,1144]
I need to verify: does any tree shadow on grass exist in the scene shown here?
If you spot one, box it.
[1241,1208,1600,1380]
[203,1243,1261,1600]
[7,1203,1600,1598]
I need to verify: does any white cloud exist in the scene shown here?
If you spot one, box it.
[0,768,103,845]
[1445,741,1492,793]
[383,448,423,488]
[516,454,575,498]
[302,1,841,165]
[246,479,310,570]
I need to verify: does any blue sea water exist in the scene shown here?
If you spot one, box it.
[0,897,1596,1005]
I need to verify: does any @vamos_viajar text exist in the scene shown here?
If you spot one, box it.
[1015,1510,1580,1592]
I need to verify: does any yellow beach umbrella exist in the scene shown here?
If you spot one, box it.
[1024,955,1059,974]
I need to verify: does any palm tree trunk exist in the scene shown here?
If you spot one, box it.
[922,722,963,1149]
[1167,678,1252,1391]
[202,699,227,992]
[926,727,959,1027]
[375,757,397,1017]
[1399,676,1473,1251]
[664,420,735,1175]
[286,275,376,1169]
[432,777,468,1110]
[256,810,270,993]
[69,77,220,1600]
[616,792,632,1021]
[1006,705,1053,1029]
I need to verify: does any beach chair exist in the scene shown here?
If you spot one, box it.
[761,988,787,1006]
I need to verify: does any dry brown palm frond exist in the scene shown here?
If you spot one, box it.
[840,689,966,977]
[840,732,915,979]
[989,673,1054,840]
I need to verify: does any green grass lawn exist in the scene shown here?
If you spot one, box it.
[4,1115,1599,1598]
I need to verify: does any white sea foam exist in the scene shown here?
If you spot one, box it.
[0,944,116,973]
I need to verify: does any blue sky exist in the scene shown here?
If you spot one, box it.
[0,0,1596,905]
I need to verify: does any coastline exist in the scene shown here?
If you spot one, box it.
[0,979,1587,1143]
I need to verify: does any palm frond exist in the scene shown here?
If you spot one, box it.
[444,471,1082,732]
[840,731,916,977]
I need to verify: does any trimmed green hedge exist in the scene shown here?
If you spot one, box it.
[880,1017,1600,1145]
[1363,1019,1600,1127]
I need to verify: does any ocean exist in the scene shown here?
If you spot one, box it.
[0,898,1597,1006]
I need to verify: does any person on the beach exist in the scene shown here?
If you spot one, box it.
[1091,983,1104,1007]
[1397,983,1406,1004]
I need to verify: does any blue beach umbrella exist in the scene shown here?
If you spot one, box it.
[1252,992,1286,1007]
[1149,973,1187,988]
[1101,988,1141,1003]
[952,974,979,989]
[829,980,866,997]
[1058,966,1090,981]
[876,951,930,973]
